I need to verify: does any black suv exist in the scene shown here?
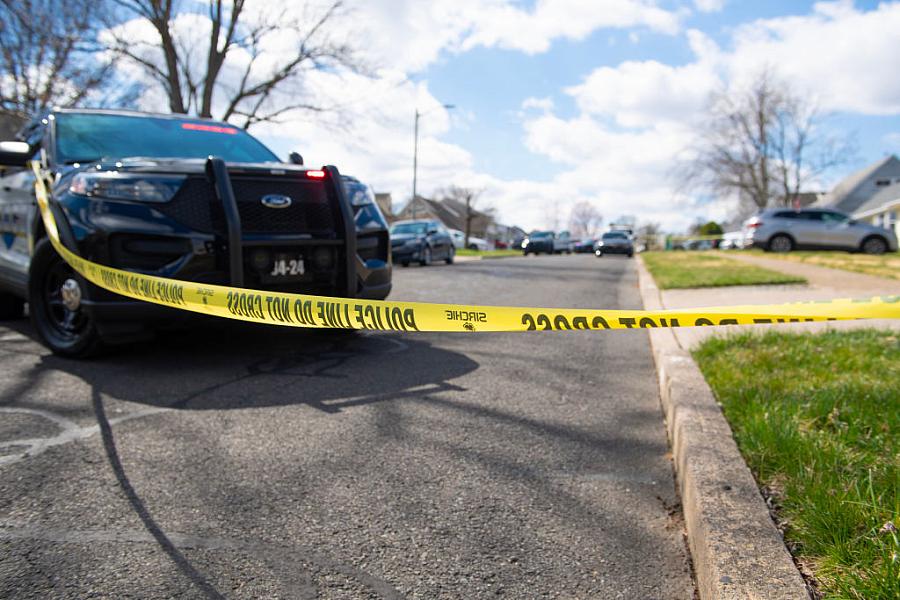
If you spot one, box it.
[0,109,391,356]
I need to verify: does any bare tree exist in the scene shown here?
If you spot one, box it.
[437,185,491,247]
[107,0,363,128]
[0,0,128,127]
[568,201,603,238]
[681,69,853,210]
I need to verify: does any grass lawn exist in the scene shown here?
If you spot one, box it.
[456,248,522,259]
[641,251,806,289]
[694,330,900,599]
[747,249,900,281]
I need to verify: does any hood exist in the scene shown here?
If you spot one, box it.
[59,157,312,177]
[390,233,423,244]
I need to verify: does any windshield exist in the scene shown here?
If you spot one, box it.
[54,112,280,164]
[391,222,428,235]
[530,231,553,239]
[603,232,628,239]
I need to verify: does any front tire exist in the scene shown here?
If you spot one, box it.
[419,246,432,267]
[445,246,455,264]
[861,236,888,255]
[595,249,603,257]
[29,238,104,358]
[767,234,793,253]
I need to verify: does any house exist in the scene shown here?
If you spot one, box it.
[395,196,494,239]
[851,183,900,239]
[817,154,900,239]
[818,154,900,214]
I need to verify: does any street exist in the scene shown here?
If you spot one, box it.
[0,255,693,599]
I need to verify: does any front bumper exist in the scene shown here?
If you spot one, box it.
[596,245,632,254]
[52,164,392,334]
[391,245,423,263]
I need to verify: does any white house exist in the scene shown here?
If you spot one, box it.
[818,154,900,237]
[852,183,900,239]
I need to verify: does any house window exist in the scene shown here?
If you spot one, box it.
[875,179,891,186]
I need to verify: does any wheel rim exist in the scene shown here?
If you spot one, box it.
[770,236,791,252]
[41,261,89,340]
[864,238,886,254]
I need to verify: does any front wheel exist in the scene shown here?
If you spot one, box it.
[767,234,793,253]
[419,246,432,267]
[595,249,603,257]
[445,246,455,264]
[29,239,104,357]
[861,236,887,255]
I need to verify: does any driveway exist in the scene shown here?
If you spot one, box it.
[0,254,693,599]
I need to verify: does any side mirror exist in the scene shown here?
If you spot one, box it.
[289,152,303,165]
[427,228,438,235]
[848,219,857,225]
[0,141,30,167]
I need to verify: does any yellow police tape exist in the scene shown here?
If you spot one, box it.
[32,164,900,332]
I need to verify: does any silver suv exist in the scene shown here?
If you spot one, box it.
[744,208,898,254]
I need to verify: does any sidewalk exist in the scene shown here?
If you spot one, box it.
[661,252,900,350]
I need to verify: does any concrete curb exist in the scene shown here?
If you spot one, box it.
[636,257,809,600]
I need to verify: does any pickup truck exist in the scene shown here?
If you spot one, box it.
[0,109,392,356]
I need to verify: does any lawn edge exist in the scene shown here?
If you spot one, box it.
[636,255,810,600]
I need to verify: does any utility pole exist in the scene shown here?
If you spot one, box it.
[411,103,454,221]
[412,109,420,221]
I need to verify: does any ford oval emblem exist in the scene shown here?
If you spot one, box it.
[260,194,292,209]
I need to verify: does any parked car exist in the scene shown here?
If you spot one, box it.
[448,228,490,251]
[719,231,744,250]
[521,231,555,255]
[390,219,454,266]
[744,208,898,254]
[595,231,634,257]
[553,230,574,254]
[574,238,596,253]
[0,108,392,357]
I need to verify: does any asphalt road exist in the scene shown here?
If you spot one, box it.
[0,254,694,599]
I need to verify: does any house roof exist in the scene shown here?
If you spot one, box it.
[819,155,900,213]
[853,183,900,217]
[399,196,492,232]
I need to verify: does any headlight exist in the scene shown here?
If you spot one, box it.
[69,173,185,203]
[521,239,529,248]
[348,186,375,207]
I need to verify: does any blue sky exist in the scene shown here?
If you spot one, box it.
[425,0,899,184]
[247,0,900,231]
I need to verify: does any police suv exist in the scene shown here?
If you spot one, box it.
[0,109,391,356]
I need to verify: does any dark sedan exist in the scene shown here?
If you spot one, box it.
[522,231,555,255]
[595,231,634,257]
[574,238,596,253]
[390,220,455,267]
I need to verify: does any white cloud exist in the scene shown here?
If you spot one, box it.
[723,1,900,115]
[351,0,682,71]
[520,97,555,113]
[693,0,725,13]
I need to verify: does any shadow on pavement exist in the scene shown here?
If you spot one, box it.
[29,321,479,413]
[90,386,226,600]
